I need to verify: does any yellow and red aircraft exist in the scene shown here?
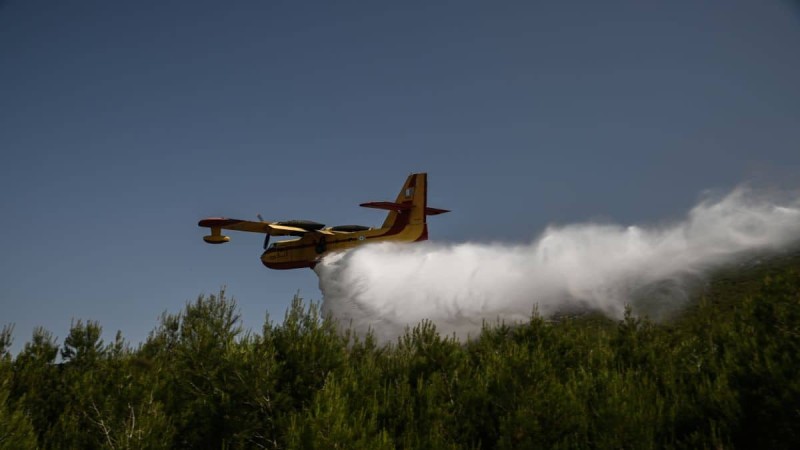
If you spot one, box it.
[198,173,448,269]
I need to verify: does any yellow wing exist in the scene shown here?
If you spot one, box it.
[198,218,311,244]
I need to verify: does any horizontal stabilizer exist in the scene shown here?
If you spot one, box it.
[425,207,450,215]
[359,202,450,215]
[360,201,412,211]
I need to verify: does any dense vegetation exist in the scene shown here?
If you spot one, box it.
[2,254,799,449]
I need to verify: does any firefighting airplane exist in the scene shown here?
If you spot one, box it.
[198,173,449,270]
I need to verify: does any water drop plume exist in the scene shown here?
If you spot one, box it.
[315,187,800,343]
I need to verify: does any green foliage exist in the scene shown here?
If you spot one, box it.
[728,272,800,448]
[0,377,37,449]
[0,325,37,449]
[2,257,799,449]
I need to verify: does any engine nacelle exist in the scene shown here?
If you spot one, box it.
[330,224,371,232]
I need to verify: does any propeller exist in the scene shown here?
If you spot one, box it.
[257,214,270,249]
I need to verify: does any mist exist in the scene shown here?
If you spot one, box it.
[315,187,800,343]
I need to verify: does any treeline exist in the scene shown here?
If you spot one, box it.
[1,266,799,449]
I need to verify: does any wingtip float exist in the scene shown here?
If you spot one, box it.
[198,173,449,270]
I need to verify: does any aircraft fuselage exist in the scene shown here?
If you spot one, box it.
[260,219,427,269]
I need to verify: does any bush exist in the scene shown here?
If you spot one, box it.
[2,261,799,448]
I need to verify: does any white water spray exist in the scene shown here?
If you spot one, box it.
[315,187,800,342]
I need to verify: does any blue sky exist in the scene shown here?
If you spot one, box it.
[1,0,799,353]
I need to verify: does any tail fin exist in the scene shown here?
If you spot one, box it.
[385,172,427,228]
[359,173,449,231]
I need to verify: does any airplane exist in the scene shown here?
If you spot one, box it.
[198,173,449,269]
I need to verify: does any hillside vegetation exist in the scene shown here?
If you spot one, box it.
[2,254,799,449]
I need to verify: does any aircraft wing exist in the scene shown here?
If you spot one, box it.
[266,223,319,235]
[266,224,334,235]
[198,218,308,236]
